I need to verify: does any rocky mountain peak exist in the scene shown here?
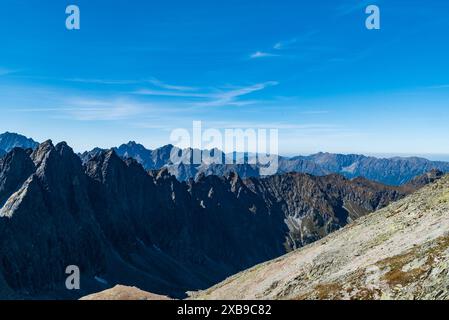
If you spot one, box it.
[31,140,54,168]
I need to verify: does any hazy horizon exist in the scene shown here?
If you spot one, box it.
[3,130,449,162]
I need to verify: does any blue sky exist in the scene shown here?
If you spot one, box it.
[0,0,449,157]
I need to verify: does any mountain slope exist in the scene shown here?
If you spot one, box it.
[192,175,449,300]
[0,132,38,152]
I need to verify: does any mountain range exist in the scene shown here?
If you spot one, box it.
[0,139,442,299]
[84,141,449,186]
[1,132,448,186]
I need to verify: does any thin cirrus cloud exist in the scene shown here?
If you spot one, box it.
[63,78,199,91]
[273,31,319,51]
[135,81,279,107]
[1,78,279,122]
[63,98,146,121]
[18,98,153,121]
[249,51,280,59]
[9,93,154,121]
[63,78,139,85]
[274,39,298,50]
[55,77,200,92]
[251,31,318,59]
[148,78,199,92]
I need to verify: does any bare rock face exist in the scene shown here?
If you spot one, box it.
[0,141,442,299]
[193,175,449,300]
[244,173,429,249]
[0,148,36,206]
[0,141,107,298]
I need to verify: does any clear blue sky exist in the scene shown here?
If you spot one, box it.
[0,0,448,157]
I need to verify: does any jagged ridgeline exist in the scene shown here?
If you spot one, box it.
[0,140,442,299]
[81,141,449,185]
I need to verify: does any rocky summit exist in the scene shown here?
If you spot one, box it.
[0,141,442,299]
[192,174,449,300]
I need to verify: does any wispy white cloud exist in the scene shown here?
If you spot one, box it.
[14,97,153,121]
[135,81,279,107]
[63,98,147,121]
[133,89,207,98]
[199,81,278,107]
[61,77,200,93]
[252,31,318,60]
[64,78,138,85]
[22,77,200,91]
[148,78,199,92]
[250,51,279,59]
[274,31,319,51]
[274,39,298,50]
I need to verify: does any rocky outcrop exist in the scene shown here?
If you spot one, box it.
[192,175,449,300]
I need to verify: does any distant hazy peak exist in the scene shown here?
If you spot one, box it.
[0,132,39,152]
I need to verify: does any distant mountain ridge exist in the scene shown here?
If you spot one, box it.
[0,132,39,152]
[82,141,449,185]
[3,132,449,186]
[0,141,440,299]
